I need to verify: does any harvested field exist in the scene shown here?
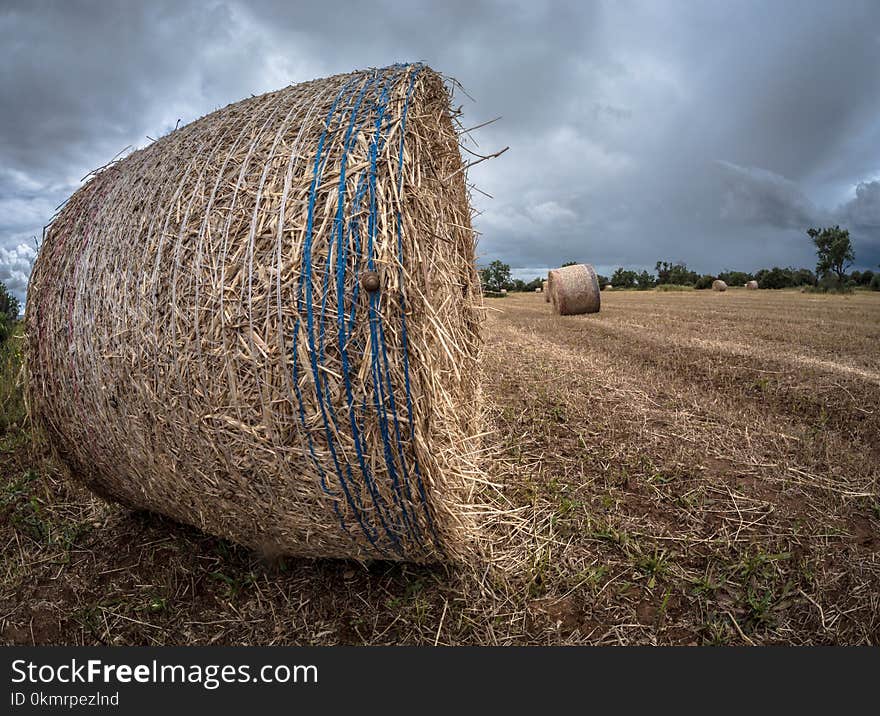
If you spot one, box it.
[2,290,879,645]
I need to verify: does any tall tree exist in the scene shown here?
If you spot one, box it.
[655,260,698,285]
[479,260,512,292]
[636,270,656,290]
[808,226,854,281]
[611,267,638,289]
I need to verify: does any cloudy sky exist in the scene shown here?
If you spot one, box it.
[2,0,879,299]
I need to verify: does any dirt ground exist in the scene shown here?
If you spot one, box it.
[2,288,878,645]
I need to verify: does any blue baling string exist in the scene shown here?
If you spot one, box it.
[295,73,386,553]
[364,67,424,545]
[289,63,441,556]
[362,67,427,548]
[320,68,405,553]
[290,78,357,537]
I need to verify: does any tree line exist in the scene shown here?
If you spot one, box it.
[479,225,880,293]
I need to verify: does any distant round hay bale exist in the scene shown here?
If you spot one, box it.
[712,279,728,292]
[534,287,541,293]
[543,280,550,302]
[547,263,601,315]
[26,64,483,564]
[746,280,759,290]
[602,283,612,291]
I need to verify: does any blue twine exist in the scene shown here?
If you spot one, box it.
[362,67,429,548]
[320,68,405,553]
[295,73,386,553]
[290,78,357,537]
[289,63,442,556]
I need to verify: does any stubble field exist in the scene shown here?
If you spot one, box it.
[2,288,878,644]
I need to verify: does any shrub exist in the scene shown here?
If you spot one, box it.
[805,276,854,294]
[754,266,815,289]
[655,284,695,292]
[655,261,699,286]
[718,270,754,286]
[0,323,25,433]
[636,270,656,290]
[611,267,638,289]
[0,281,21,344]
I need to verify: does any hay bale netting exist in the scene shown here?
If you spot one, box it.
[712,279,728,292]
[746,280,759,290]
[543,280,550,302]
[26,64,484,563]
[547,264,601,315]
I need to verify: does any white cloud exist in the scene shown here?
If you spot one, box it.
[0,240,37,299]
[837,180,880,229]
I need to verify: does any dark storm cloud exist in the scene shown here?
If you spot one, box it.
[716,161,823,229]
[839,181,880,229]
[2,0,880,301]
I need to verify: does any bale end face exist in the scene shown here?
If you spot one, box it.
[712,279,728,292]
[746,280,759,290]
[548,264,601,315]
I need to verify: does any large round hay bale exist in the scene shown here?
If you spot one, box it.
[746,280,758,290]
[26,64,483,563]
[712,279,728,292]
[547,264,600,315]
[543,280,550,302]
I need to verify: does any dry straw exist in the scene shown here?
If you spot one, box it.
[26,64,486,564]
[712,279,728,292]
[542,280,549,302]
[547,264,601,315]
[746,280,758,290]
